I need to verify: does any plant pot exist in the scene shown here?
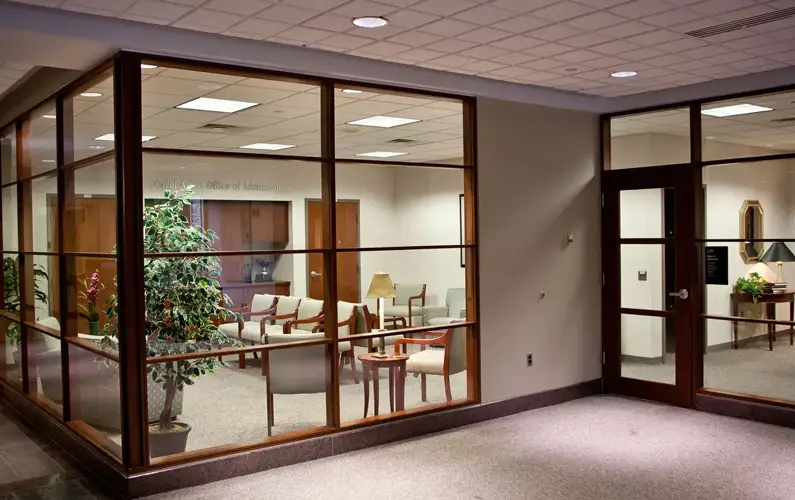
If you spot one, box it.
[148,422,191,458]
[88,321,100,336]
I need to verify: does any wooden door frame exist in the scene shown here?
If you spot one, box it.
[602,164,701,408]
[305,198,361,301]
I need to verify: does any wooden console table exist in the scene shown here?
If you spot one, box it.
[730,291,795,351]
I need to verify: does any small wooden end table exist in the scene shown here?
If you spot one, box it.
[731,291,795,351]
[358,353,408,417]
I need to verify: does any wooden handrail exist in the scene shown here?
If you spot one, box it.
[64,336,120,363]
[146,337,331,364]
[700,314,795,326]
[338,321,473,343]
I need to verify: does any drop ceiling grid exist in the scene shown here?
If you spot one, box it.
[5,0,794,97]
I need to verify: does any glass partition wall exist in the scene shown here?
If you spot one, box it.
[0,53,479,471]
[604,85,795,412]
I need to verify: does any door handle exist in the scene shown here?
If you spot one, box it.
[310,271,322,278]
[668,288,689,300]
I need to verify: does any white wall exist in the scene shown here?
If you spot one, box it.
[477,97,602,403]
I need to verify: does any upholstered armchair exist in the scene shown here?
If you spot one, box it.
[320,301,359,384]
[281,298,325,334]
[394,325,466,403]
[383,283,426,327]
[219,293,279,368]
[423,288,466,327]
[352,305,405,352]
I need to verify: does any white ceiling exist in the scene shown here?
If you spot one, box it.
[0,59,34,95]
[612,88,795,152]
[18,66,463,170]
[3,0,794,99]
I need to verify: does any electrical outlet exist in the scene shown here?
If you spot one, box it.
[526,353,533,366]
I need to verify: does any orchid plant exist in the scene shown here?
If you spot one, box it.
[78,270,105,334]
[100,186,241,431]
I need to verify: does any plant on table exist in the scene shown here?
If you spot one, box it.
[3,256,49,345]
[101,185,240,438]
[735,272,767,304]
[78,270,105,336]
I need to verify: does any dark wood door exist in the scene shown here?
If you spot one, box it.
[203,201,249,286]
[602,165,699,408]
[307,200,360,303]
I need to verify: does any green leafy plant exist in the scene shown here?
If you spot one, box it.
[101,186,240,431]
[3,257,49,345]
[735,272,767,303]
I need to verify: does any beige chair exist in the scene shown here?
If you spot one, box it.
[424,288,466,327]
[281,298,324,334]
[219,293,279,368]
[383,283,426,327]
[263,331,353,436]
[395,325,466,403]
[352,304,404,352]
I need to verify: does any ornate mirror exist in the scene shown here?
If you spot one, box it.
[739,200,764,264]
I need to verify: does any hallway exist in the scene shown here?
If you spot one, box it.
[140,395,795,500]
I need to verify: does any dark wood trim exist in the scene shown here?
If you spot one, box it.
[335,244,474,253]
[601,114,611,171]
[696,238,795,243]
[338,321,476,342]
[114,53,148,467]
[68,421,123,461]
[64,336,120,363]
[142,147,322,164]
[695,391,795,429]
[336,158,470,170]
[701,151,795,167]
[143,249,326,258]
[619,308,676,318]
[617,238,673,244]
[60,150,115,173]
[700,313,795,326]
[1,168,57,188]
[147,337,331,364]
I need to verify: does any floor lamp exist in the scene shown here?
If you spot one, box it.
[366,272,396,358]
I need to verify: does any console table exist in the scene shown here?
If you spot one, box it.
[359,353,408,417]
[730,291,795,350]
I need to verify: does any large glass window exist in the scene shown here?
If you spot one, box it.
[609,108,691,169]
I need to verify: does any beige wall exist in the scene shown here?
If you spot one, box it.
[477,97,602,403]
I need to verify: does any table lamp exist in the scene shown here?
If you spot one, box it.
[760,242,795,284]
[366,272,396,358]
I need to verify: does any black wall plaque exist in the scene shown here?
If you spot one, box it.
[706,246,729,285]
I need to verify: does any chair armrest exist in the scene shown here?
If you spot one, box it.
[456,308,466,319]
[283,314,324,334]
[423,306,448,322]
[394,329,450,354]
[260,311,297,323]
[242,305,276,320]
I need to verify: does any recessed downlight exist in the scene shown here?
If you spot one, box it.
[240,143,296,151]
[352,16,389,28]
[342,89,363,94]
[347,116,419,128]
[80,92,103,98]
[177,97,259,113]
[95,133,156,142]
[701,104,773,117]
[610,71,637,78]
[141,64,159,69]
[356,151,407,158]
[42,114,56,119]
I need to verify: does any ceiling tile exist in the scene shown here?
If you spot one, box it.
[319,33,374,50]
[275,26,335,43]
[554,49,602,63]
[302,13,353,31]
[457,44,511,59]
[523,42,576,57]
[418,18,479,36]
[491,15,551,33]
[425,38,478,52]
[453,4,515,25]
[527,23,584,41]
[619,47,665,61]
[530,1,596,22]
[124,0,192,22]
[610,0,675,19]
[172,9,245,32]
[387,31,443,47]
[561,32,614,47]
[257,4,318,24]
[644,53,691,66]
[679,44,731,60]
[352,41,412,56]
[652,37,707,52]
[689,0,758,16]
[491,51,538,65]
[280,0,348,9]
[386,9,440,29]
[411,0,479,16]
[642,8,703,28]
[723,35,780,51]
[457,26,512,43]
[333,0,396,17]
[63,0,135,13]
[203,0,273,16]
[580,55,630,68]
[625,30,686,46]
[598,20,657,38]
[576,0,633,6]
[489,35,544,51]
[484,65,531,78]
[227,18,291,39]
[490,0,559,13]
[462,60,506,73]
[565,10,627,30]
[591,39,641,55]
[396,48,447,62]
[429,53,479,68]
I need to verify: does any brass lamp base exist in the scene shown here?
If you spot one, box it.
[371,333,388,358]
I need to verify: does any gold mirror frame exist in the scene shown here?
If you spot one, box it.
[739,199,764,264]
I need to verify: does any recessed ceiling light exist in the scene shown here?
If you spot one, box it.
[610,71,637,78]
[80,92,103,98]
[701,104,773,117]
[356,151,407,158]
[352,16,389,28]
[42,114,56,119]
[94,133,157,142]
[141,64,158,69]
[176,97,258,114]
[347,116,419,128]
[342,89,362,94]
[41,160,55,163]
[240,143,296,151]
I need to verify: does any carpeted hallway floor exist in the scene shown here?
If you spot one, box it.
[141,395,795,500]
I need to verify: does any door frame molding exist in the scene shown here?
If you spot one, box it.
[304,198,361,302]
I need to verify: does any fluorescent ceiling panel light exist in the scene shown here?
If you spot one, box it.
[41,160,55,163]
[141,64,159,69]
[352,16,389,28]
[347,116,419,128]
[88,145,105,149]
[240,143,296,151]
[356,151,407,158]
[701,104,773,117]
[176,97,258,113]
[342,89,362,94]
[610,71,637,78]
[94,133,157,142]
[80,92,103,97]
[42,114,56,119]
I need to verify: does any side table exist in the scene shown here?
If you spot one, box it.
[358,353,408,417]
[731,291,795,351]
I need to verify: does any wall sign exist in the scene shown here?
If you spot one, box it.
[152,179,285,192]
[705,246,729,285]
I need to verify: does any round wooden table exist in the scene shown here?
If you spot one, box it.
[358,353,408,417]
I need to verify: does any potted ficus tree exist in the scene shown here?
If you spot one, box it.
[3,256,49,367]
[101,186,240,458]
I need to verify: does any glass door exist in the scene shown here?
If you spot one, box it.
[603,165,698,407]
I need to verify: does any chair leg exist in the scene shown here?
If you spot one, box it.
[349,350,359,384]
[267,391,274,437]
[421,374,427,402]
[444,374,452,403]
[238,353,245,369]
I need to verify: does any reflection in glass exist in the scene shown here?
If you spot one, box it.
[1,125,16,184]
[610,108,690,169]
[30,327,63,409]
[26,103,58,178]
[621,314,675,385]
[66,158,117,254]
[2,186,18,251]
[0,317,22,388]
[71,75,115,163]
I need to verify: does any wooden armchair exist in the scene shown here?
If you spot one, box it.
[278,298,324,334]
[394,324,466,403]
[218,294,279,368]
[384,283,426,327]
[312,302,359,384]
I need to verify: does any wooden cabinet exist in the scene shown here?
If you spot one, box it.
[221,282,292,309]
[250,202,289,245]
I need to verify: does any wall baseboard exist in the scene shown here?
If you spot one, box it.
[695,392,795,429]
[1,377,602,499]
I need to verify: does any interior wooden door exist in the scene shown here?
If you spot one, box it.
[306,200,360,303]
[203,200,249,285]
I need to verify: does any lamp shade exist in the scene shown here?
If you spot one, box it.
[366,272,396,299]
[760,242,795,263]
